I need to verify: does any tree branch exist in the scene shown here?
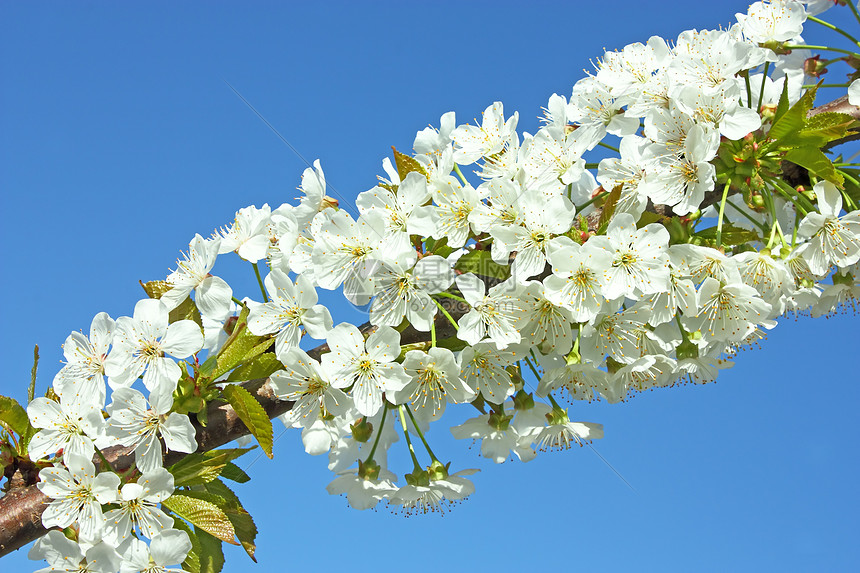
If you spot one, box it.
[1,94,858,559]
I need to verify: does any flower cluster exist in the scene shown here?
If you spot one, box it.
[8,1,860,571]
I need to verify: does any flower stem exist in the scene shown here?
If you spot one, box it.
[252,262,269,302]
[764,175,812,215]
[785,44,860,57]
[435,290,467,302]
[397,405,422,470]
[675,315,690,342]
[575,191,605,212]
[95,446,114,473]
[404,404,439,463]
[453,163,469,187]
[745,73,753,108]
[430,316,436,347]
[726,199,769,234]
[523,354,542,381]
[597,141,619,153]
[231,295,243,306]
[366,405,387,461]
[849,0,860,28]
[432,298,459,331]
[757,62,770,110]
[837,169,860,211]
[807,15,860,48]
[715,179,732,246]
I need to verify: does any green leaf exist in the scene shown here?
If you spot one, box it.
[773,76,790,124]
[221,384,273,459]
[769,83,818,143]
[598,184,622,231]
[204,479,258,562]
[0,396,30,437]
[28,345,38,403]
[172,518,225,573]
[171,518,203,573]
[206,306,273,381]
[424,237,454,258]
[392,146,428,181]
[801,112,856,142]
[841,168,860,206]
[140,279,172,298]
[194,526,226,573]
[454,249,511,280]
[434,336,468,352]
[162,493,238,545]
[168,447,255,487]
[783,147,844,186]
[140,280,203,328]
[636,211,667,227]
[694,223,760,246]
[226,353,283,383]
[220,462,251,483]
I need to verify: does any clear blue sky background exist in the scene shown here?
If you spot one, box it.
[2,1,859,571]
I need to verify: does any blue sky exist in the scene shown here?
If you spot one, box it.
[2,1,859,571]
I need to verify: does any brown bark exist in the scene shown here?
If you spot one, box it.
[2,96,858,559]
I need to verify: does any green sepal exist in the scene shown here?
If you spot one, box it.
[221,384,273,459]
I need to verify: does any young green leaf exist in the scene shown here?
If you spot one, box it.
[769,83,818,143]
[204,479,258,562]
[221,384,273,459]
[0,396,30,437]
[220,462,251,484]
[597,184,623,232]
[162,493,238,545]
[139,279,203,327]
[783,147,844,186]
[392,146,428,181]
[694,223,760,246]
[170,518,204,573]
[168,447,255,487]
[226,353,283,383]
[207,306,273,381]
[454,249,511,280]
[28,345,38,404]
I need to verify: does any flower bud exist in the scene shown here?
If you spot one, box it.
[488,411,513,431]
[512,390,534,411]
[351,418,374,443]
[358,458,381,481]
[804,55,829,78]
